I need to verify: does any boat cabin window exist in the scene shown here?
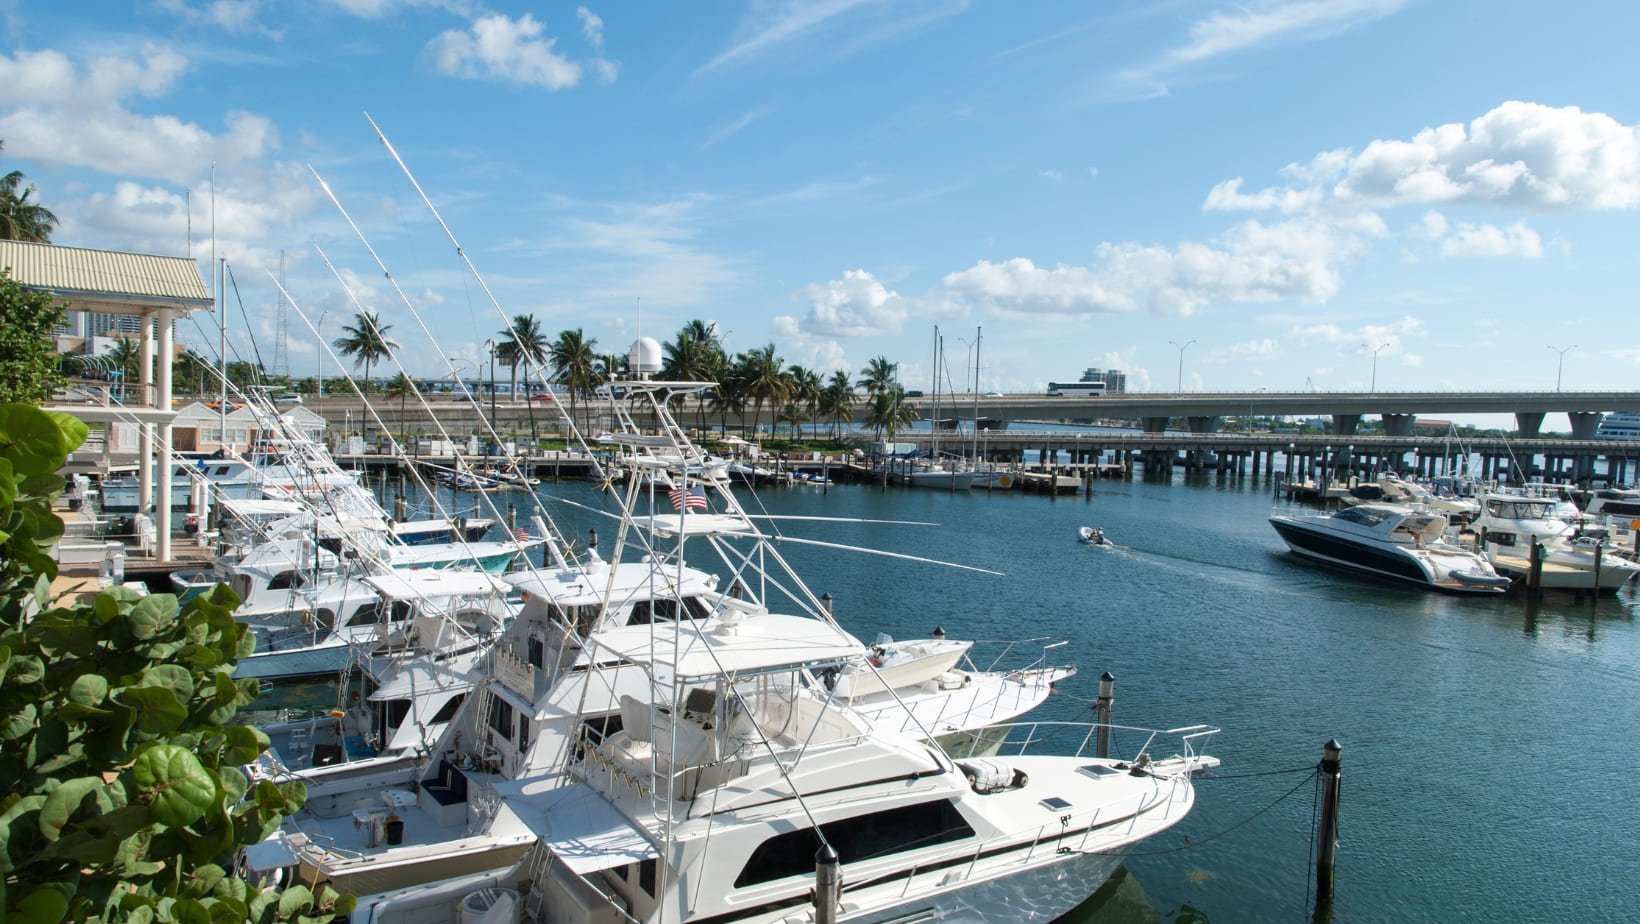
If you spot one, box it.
[431,693,466,724]
[1333,507,1386,527]
[733,800,975,888]
[638,858,657,897]
[526,632,545,668]
[626,596,711,626]
[388,698,410,731]
[266,570,306,591]
[347,602,385,627]
[487,694,516,742]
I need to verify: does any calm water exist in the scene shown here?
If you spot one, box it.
[268,470,1640,922]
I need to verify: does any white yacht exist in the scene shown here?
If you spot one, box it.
[243,374,1208,923]
[1471,492,1640,593]
[1269,503,1511,593]
[1596,411,1640,440]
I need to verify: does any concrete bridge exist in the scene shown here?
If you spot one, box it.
[906,390,1640,438]
[293,388,1640,440]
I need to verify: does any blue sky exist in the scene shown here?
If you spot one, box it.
[3,0,1639,402]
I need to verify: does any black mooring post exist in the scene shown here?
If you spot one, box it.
[1315,739,1343,915]
[1095,672,1116,759]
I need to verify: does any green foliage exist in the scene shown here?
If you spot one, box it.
[0,271,69,404]
[0,403,351,922]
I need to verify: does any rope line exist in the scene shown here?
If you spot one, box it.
[1195,765,1318,780]
[1113,768,1318,858]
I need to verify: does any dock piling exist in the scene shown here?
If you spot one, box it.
[1315,738,1343,916]
[1095,672,1115,758]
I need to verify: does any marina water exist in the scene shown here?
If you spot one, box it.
[266,470,1640,922]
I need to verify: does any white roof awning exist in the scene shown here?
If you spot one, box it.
[585,612,861,679]
[495,777,660,874]
[363,570,509,601]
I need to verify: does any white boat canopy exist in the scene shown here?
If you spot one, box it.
[362,570,511,601]
[583,611,862,680]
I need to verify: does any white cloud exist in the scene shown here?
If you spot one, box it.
[701,105,777,151]
[1040,169,1064,181]
[1213,102,1640,214]
[0,47,282,185]
[1203,339,1281,364]
[1120,0,1408,97]
[700,0,966,74]
[943,218,1359,318]
[1288,317,1424,364]
[577,7,606,46]
[426,13,583,90]
[771,317,849,373]
[1087,166,1099,179]
[1438,220,1543,259]
[794,269,909,336]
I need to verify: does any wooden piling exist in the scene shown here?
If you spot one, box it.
[1527,537,1544,600]
[1592,542,1603,598]
[1315,739,1343,914]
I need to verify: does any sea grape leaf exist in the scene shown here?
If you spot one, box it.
[128,744,215,828]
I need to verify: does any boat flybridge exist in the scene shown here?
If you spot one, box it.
[244,368,1207,923]
[1269,502,1512,594]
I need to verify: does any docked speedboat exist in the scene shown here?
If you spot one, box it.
[1269,503,1510,594]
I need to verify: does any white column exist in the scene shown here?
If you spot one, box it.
[156,307,175,561]
[137,313,154,523]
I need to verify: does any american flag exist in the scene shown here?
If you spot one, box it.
[512,526,531,541]
[669,484,708,512]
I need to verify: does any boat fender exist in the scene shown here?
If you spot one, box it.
[937,671,966,690]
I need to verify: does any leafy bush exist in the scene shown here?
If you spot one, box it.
[0,403,350,922]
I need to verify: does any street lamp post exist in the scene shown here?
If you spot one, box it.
[1363,342,1387,392]
[1547,344,1575,391]
[1169,340,1196,394]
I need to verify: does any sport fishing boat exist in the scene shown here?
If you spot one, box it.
[1269,503,1511,594]
[245,371,1210,924]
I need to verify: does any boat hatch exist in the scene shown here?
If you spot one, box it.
[1078,764,1124,778]
[1039,796,1073,810]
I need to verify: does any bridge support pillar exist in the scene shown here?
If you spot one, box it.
[1141,417,1170,434]
[1186,416,1221,434]
[1515,412,1544,438]
[1331,414,1361,436]
[1381,413,1417,437]
[1568,412,1602,440]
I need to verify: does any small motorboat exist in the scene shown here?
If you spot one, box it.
[1078,526,1109,546]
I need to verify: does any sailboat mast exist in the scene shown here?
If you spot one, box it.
[972,326,981,462]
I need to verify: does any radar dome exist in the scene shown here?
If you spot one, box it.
[628,336,662,376]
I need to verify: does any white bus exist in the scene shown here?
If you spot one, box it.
[1046,381,1107,397]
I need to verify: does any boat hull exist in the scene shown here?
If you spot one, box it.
[1269,516,1504,594]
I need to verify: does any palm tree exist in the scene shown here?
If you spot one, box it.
[857,355,898,399]
[864,385,918,442]
[820,370,855,439]
[332,310,398,396]
[384,372,416,440]
[664,320,728,429]
[172,348,215,397]
[497,313,549,397]
[106,337,140,403]
[548,328,599,428]
[0,142,59,242]
[786,365,822,439]
[736,344,788,441]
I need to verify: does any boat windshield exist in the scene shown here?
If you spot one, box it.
[1487,499,1555,519]
[1334,506,1389,527]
